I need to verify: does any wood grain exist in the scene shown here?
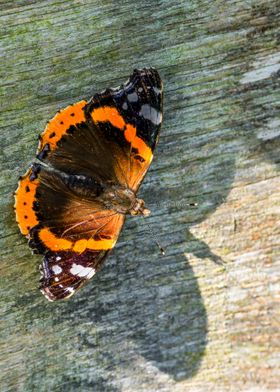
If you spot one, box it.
[0,0,279,391]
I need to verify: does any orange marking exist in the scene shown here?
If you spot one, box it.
[133,137,153,163]
[14,168,39,235]
[91,106,126,129]
[124,124,136,142]
[39,228,72,251]
[72,239,88,253]
[87,238,116,250]
[38,227,116,252]
[91,106,153,163]
[37,100,87,153]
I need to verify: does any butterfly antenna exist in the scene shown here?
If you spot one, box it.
[141,217,165,256]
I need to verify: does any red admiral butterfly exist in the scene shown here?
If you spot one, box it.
[14,68,163,301]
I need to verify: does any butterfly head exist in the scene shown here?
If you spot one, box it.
[129,197,150,217]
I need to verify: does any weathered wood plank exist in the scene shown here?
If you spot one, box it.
[0,0,279,391]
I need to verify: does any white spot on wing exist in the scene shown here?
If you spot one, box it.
[86,268,96,279]
[70,263,84,276]
[64,286,76,299]
[52,265,62,275]
[127,92,138,102]
[140,104,162,125]
[70,263,96,278]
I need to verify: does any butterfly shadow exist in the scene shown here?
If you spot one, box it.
[113,146,236,380]
[54,245,208,384]
[49,150,236,385]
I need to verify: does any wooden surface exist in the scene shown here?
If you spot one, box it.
[1,0,279,391]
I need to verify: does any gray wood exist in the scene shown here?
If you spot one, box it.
[1,0,279,391]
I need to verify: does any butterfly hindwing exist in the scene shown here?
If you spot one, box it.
[40,250,109,301]
[25,164,124,250]
[15,163,124,301]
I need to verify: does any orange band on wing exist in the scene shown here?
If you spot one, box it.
[132,136,153,163]
[91,107,126,129]
[39,228,72,251]
[91,106,153,163]
[38,100,87,153]
[87,238,116,250]
[72,239,88,253]
[124,124,136,142]
[14,169,39,235]
[39,227,116,252]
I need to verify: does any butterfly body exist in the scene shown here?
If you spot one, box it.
[14,68,163,301]
[101,186,150,216]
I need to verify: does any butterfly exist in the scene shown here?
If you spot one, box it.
[14,68,163,301]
